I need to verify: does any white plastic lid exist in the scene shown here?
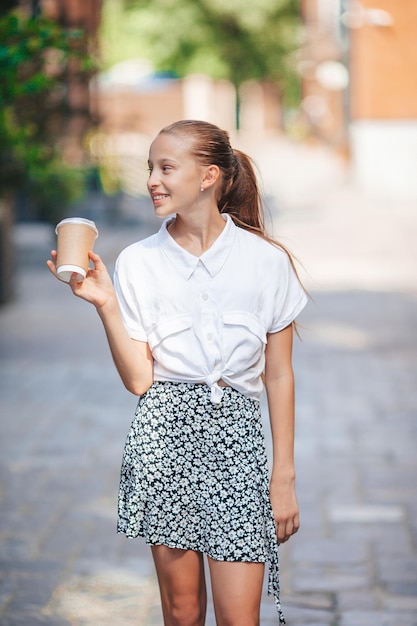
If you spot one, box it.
[55,217,98,237]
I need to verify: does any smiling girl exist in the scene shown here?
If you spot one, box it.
[48,120,307,625]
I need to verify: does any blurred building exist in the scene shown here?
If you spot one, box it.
[91,64,283,138]
[91,67,236,138]
[301,0,417,201]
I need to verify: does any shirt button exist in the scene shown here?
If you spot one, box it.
[201,293,209,301]
[207,333,213,341]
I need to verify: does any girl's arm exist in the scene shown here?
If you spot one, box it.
[47,250,153,396]
[264,324,299,544]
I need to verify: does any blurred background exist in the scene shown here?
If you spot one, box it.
[1,1,417,625]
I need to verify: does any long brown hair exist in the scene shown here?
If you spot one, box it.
[159,120,306,309]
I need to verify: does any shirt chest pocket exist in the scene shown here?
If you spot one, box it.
[147,315,194,361]
[222,312,267,366]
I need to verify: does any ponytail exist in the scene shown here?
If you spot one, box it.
[218,149,265,236]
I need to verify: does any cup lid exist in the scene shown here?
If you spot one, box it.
[55,217,98,236]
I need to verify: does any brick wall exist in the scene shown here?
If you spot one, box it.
[349,0,417,119]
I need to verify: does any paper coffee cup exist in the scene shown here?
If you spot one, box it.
[55,217,98,282]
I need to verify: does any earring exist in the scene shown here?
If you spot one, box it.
[200,186,204,192]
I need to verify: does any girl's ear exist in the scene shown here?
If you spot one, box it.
[201,165,220,190]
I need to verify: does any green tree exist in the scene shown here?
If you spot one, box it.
[0,8,94,223]
[101,0,301,112]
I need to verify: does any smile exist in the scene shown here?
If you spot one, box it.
[152,194,169,201]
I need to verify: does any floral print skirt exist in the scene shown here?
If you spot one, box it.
[117,381,285,624]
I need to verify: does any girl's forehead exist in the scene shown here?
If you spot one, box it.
[149,132,192,160]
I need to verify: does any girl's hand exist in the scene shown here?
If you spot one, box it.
[269,476,300,545]
[47,250,116,310]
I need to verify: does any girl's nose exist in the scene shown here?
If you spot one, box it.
[147,169,159,189]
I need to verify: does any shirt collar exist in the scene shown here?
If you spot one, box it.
[158,213,236,280]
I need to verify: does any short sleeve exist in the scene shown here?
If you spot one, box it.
[114,252,148,342]
[268,252,308,334]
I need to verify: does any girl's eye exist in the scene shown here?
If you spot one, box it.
[147,165,171,175]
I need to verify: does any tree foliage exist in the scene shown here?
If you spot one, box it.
[101,0,301,105]
[0,9,94,222]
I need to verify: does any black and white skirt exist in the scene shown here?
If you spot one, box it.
[117,381,285,624]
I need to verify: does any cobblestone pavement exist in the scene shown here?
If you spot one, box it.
[1,139,417,625]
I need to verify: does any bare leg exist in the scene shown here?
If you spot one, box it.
[151,545,207,626]
[208,558,264,626]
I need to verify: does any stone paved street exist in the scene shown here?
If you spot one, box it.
[1,138,417,625]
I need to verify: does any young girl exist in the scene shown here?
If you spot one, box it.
[48,120,307,625]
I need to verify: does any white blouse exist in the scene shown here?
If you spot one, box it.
[114,214,307,403]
